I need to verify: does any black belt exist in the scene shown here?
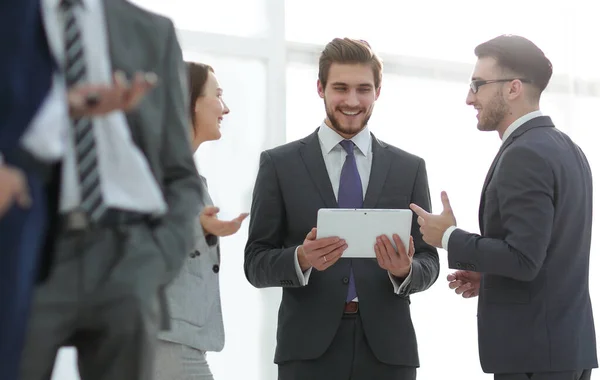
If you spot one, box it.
[58,208,150,232]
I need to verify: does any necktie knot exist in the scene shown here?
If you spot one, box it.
[339,140,355,155]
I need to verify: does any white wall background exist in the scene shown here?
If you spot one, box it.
[50,1,600,379]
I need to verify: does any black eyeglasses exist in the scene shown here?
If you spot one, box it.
[469,78,532,94]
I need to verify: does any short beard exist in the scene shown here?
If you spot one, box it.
[478,90,509,132]
[324,101,372,137]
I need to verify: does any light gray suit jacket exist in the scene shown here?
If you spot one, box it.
[158,176,225,352]
[102,0,204,328]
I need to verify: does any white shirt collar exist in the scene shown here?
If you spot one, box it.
[317,122,372,156]
[501,110,543,142]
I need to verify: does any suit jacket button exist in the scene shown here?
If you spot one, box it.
[189,250,199,258]
[456,262,462,269]
[342,277,349,284]
[212,264,220,273]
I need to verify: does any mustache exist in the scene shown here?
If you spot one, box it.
[337,107,363,112]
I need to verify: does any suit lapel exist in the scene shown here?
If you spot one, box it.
[299,130,338,208]
[363,135,391,208]
[478,116,555,228]
[102,0,141,143]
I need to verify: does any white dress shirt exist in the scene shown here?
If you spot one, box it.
[441,110,544,251]
[293,122,412,298]
[20,0,167,214]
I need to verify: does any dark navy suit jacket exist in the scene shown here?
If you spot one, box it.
[0,1,54,379]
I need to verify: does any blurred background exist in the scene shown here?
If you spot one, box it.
[51,0,600,379]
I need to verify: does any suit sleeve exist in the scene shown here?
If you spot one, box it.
[447,145,554,281]
[244,151,304,288]
[396,158,440,295]
[150,20,203,284]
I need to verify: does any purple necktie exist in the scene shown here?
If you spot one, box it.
[338,140,362,302]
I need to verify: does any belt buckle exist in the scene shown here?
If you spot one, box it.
[67,210,89,231]
[344,301,359,314]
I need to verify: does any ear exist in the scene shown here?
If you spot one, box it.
[375,86,381,100]
[507,79,523,100]
[317,79,325,99]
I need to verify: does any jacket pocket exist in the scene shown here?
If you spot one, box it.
[483,275,530,304]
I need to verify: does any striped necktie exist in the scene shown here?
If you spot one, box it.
[61,0,106,221]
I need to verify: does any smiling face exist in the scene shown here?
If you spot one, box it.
[466,57,511,132]
[191,71,230,150]
[317,63,380,138]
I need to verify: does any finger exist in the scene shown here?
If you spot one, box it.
[447,273,457,282]
[305,228,317,241]
[324,243,347,266]
[374,243,385,268]
[314,245,342,271]
[409,203,429,218]
[123,73,150,109]
[409,236,415,257]
[448,280,463,290]
[113,71,130,88]
[303,238,341,257]
[224,221,242,234]
[416,216,425,226]
[12,171,31,208]
[203,206,220,216]
[463,289,478,298]
[455,282,472,295]
[309,236,342,250]
[15,189,32,208]
[315,239,347,257]
[143,72,159,87]
[392,234,406,255]
[380,235,398,262]
[233,213,249,224]
[68,90,86,113]
[393,234,411,262]
[376,237,392,268]
[441,191,453,215]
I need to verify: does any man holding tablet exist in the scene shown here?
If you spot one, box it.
[244,37,439,380]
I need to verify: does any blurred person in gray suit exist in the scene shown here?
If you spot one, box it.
[155,62,249,380]
[18,1,204,380]
[411,35,597,380]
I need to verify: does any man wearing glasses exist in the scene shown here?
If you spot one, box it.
[411,35,597,380]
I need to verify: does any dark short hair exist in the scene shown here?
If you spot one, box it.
[186,61,214,125]
[474,34,553,95]
[318,38,383,89]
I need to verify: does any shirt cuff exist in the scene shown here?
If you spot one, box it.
[442,226,458,251]
[293,246,312,286]
[389,265,413,295]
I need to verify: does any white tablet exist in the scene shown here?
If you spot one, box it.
[316,208,413,258]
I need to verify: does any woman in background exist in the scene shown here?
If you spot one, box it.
[155,62,248,380]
